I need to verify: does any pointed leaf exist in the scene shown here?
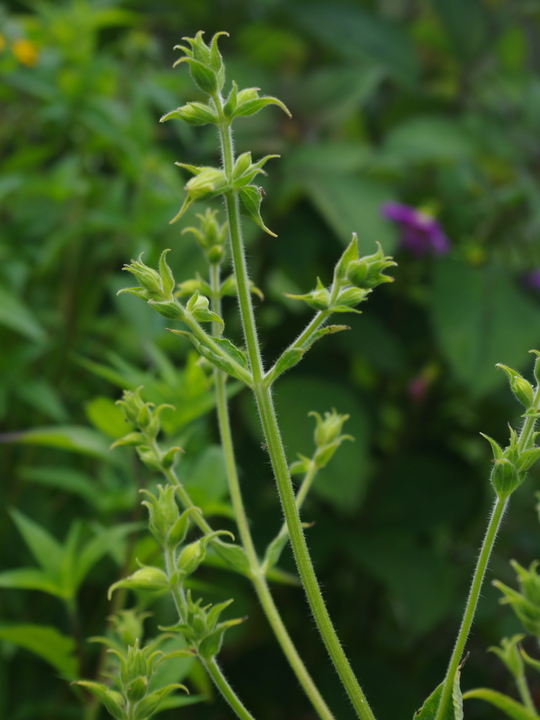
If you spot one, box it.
[74,522,142,590]
[10,509,63,577]
[0,624,77,677]
[74,681,125,720]
[238,185,276,237]
[0,425,111,459]
[0,568,64,597]
[234,96,291,118]
[462,689,537,720]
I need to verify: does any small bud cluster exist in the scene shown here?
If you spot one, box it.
[290,410,354,475]
[494,560,540,638]
[141,485,200,550]
[285,235,396,314]
[159,32,290,233]
[119,252,222,327]
[74,639,191,720]
[112,387,181,473]
[162,591,244,662]
[481,357,540,499]
[488,635,526,680]
[182,209,227,265]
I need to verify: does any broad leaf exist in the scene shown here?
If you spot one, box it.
[432,259,540,395]
[1,425,111,459]
[0,624,77,678]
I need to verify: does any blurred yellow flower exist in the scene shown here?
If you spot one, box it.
[0,34,5,53]
[12,38,38,67]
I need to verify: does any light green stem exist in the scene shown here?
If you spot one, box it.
[203,657,257,720]
[214,94,375,720]
[209,266,336,720]
[516,672,535,713]
[436,385,540,720]
[164,535,256,720]
[435,496,508,719]
[264,311,330,386]
[263,459,319,572]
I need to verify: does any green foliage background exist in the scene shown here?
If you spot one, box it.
[2,0,540,718]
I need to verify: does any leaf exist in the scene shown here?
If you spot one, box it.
[432,259,540,396]
[288,2,419,84]
[73,522,142,590]
[462,689,538,720]
[10,509,63,577]
[0,624,77,678]
[382,116,474,163]
[179,445,229,510]
[211,540,252,577]
[148,636,194,693]
[85,396,132,438]
[0,425,112,459]
[238,185,276,237]
[432,0,488,59]
[0,286,46,342]
[303,173,397,250]
[414,669,463,719]
[0,568,64,597]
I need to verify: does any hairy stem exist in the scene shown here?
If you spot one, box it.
[435,497,508,719]
[214,94,375,720]
[209,265,336,720]
[202,658,257,720]
[516,672,535,714]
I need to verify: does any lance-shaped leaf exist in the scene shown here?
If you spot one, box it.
[198,617,245,661]
[413,666,463,719]
[232,154,279,188]
[462,689,537,720]
[211,539,252,577]
[160,102,218,126]
[0,624,78,678]
[238,185,276,237]
[73,681,125,720]
[232,86,291,119]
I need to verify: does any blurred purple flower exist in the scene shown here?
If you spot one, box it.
[523,270,540,292]
[381,202,450,256]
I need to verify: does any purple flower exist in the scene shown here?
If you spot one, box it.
[381,202,450,256]
[523,270,540,292]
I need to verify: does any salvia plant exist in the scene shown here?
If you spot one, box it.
[22,30,540,720]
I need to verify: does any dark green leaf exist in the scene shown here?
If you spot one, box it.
[0,624,77,678]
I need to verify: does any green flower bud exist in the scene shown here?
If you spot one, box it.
[184,168,227,200]
[496,364,535,409]
[494,560,540,637]
[160,102,218,126]
[109,610,150,647]
[489,635,526,680]
[177,540,205,577]
[108,566,169,599]
[126,676,147,703]
[310,410,350,447]
[140,485,180,547]
[491,457,521,499]
[284,278,331,311]
[335,286,369,309]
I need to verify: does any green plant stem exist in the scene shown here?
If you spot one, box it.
[215,97,375,720]
[516,673,535,713]
[202,657,257,720]
[264,311,329,385]
[266,459,319,566]
[208,265,336,720]
[165,545,256,720]
[435,496,508,720]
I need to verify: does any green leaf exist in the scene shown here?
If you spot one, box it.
[148,636,194,693]
[303,173,396,250]
[0,624,77,678]
[462,689,537,720]
[73,523,142,590]
[179,445,229,510]
[289,3,419,84]
[85,396,132,438]
[10,509,63,577]
[238,185,276,237]
[0,286,46,342]
[414,670,463,719]
[211,540,252,577]
[382,116,474,163]
[74,681,125,720]
[0,425,112,459]
[432,0,488,59]
[432,259,540,395]
[0,568,64,598]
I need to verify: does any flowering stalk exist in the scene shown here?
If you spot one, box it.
[434,361,540,720]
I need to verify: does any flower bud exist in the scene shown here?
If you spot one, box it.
[108,566,169,599]
[494,560,540,637]
[184,168,227,200]
[489,635,526,680]
[140,485,180,547]
[490,458,521,499]
[126,676,147,702]
[177,540,205,577]
[310,410,350,447]
[496,364,534,409]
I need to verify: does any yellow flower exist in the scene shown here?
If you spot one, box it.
[12,39,38,67]
[0,34,5,53]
